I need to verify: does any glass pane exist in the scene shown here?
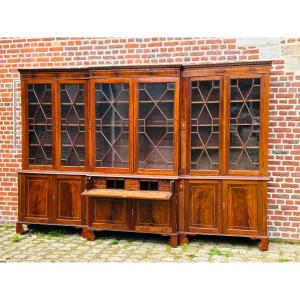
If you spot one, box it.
[95,83,129,168]
[190,80,220,170]
[229,78,260,170]
[28,83,53,165]
[138,82,174,170]
[60,83,85,166]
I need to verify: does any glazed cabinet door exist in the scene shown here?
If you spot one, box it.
[91,79,133,173]
[134,200,172,234]
[19,174,54,223]
[24,82,54,168]
[58,81,88,169]
[54,176,85,225]
[136,78,179,175]
[223,181,266,236]
[88,198,132,230]
[186,181,222,234]
[189,78,222,174]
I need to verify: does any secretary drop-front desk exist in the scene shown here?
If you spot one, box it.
[17,62,271,250]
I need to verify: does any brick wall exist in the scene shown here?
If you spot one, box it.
[0,37,299,240]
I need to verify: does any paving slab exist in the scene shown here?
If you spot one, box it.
[0,225,300,263]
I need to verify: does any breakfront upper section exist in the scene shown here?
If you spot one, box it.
[20,62,270,177]
[20,66,180,175]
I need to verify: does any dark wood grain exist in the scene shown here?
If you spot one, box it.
[223,180,263,236]
[55,176,85,225]
[187,181,222,234]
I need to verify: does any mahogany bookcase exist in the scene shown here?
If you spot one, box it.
[17,61,271,250]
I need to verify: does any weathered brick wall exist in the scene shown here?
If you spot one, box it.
[0,37,299,240]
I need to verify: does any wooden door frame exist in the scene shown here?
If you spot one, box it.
[183,76,224,176]
[224,73,268,176]
[55,79,90,171]
[134,76,180,176]
[21,79,56,170]
[89,78,134,174]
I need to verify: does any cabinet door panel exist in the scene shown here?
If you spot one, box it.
[137,78,179,175]
[27,83,53,166]
[135,200,172,233]
[190,79,221,172]
[187,181,222,234]
[91,198,130,230]
[22,175,53,223]
[55,176,85,225]
[94,82,130,169]
[223,181,263,236]
[229,77,261,172]
[60,83,86,167]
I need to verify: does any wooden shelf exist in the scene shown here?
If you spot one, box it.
[82,188,172,200]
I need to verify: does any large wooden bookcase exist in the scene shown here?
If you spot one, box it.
[17,62,271,250]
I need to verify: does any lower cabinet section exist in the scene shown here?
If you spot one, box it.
[85,177,177,245]
[179,179,268,250]
[17,172,268,250]
[18,173,86,226]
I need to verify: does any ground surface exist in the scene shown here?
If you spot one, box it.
[0,225,299,263]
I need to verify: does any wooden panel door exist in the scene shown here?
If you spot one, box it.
[134,200,172,234]
[187,180,222,234]
[223,181,264,236]
[20,174,53,223]
[55,175,85,225]
[90,198,131,230]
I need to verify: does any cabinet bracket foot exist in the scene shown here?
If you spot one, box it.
[169,234,178,248]
[83,228,95,241]
[81,227,89,239]
[16,222,25,235]
[178,233,189,245]
[258,237,269,251]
